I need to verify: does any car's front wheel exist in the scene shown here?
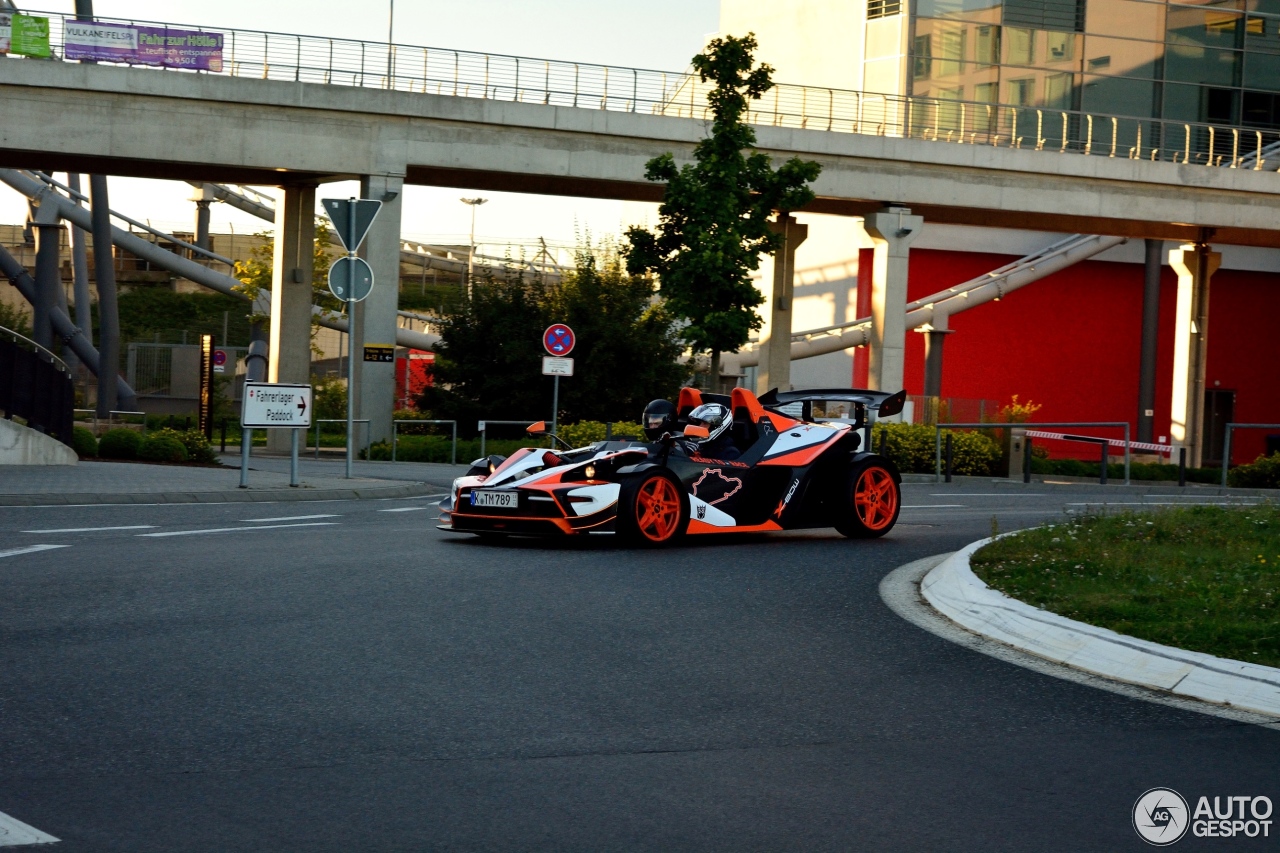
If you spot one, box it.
[616,469,689,546]
[835,459,901,539]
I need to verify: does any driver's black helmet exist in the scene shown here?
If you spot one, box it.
[642,399,677,440]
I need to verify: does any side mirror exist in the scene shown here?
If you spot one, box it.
[527,420,548,436]
[684,424,709,439]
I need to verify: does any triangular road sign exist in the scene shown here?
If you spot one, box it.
[322,198,383,252]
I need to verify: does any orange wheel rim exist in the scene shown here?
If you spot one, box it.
[635,477,682,541]
[854,467,897,531]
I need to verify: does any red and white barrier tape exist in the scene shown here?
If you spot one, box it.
[1022,430,1171,454]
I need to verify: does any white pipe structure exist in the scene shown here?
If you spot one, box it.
[1,169,439,352]
[726,232,1126,371]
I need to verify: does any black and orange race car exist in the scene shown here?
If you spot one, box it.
[439,386,906,546]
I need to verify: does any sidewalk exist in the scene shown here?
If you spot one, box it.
[0,455,472,506]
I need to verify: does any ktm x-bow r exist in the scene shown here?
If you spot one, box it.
[439,386,906,546]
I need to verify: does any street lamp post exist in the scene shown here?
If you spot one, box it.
[387,0,394,84]
[460,197,488,297]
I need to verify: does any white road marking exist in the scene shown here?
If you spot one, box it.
[378,507,427,513]
[929,493,1046,497]
[21,525,156,534]
[1068,500,1253,506]
[902,504,966,509]
[241,514,341,523]
[0,809,59,845]
[139,522,338,538]
[0,545,69,560]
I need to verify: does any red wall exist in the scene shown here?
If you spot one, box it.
[875,248,1279,465]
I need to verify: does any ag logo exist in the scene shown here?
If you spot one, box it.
[1133,788,1190,846]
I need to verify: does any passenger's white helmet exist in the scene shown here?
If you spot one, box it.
[686,403,732,444]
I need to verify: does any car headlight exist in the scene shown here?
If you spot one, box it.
[584,464,596,480]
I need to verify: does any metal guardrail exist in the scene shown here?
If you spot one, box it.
[391,419,457,464]
[477,419,541,459]
[0,323,70,374]
[19,8,1280,172]
[1221,423,1280,486]
[934,421,1132,485]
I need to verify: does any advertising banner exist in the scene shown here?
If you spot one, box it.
[64,21,222,71]
[4,14,52,58]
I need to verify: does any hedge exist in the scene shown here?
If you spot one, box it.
[873,422,1000,476]
[139,434,189,463]
[98,428,142,460]
[1228,453,1280,489]
[149,427,218,464]
[70,426,98,458]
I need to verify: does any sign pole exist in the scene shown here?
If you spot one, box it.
[290,427,299,487]
[552,375,559,440]
[239,427,251,488]
[346,198,357,480]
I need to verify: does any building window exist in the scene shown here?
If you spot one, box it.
[1006,27,1035,65]
[976,25,999,66]
[913,34,933,79]
[868,0,903,19]
[1008,77,1036,105]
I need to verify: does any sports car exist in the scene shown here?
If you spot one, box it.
[439,386,906,546]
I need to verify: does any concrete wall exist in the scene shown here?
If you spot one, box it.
[0,419,77,466]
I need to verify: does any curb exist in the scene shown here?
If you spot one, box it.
[899,473,1280,497]
[919,537,1280,719]
[0,481,444,506]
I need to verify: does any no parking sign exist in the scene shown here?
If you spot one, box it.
[543,323,575,356]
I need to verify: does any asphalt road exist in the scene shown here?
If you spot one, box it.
[0,483,1276,851]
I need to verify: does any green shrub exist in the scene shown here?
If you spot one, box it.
[150,427,217,464]
[364,436,529,463]
[1228,453,1280,489]
[558,420,644,447]
[70,426,98,458]
[98,428,142,460]
[873,422,1000,475]
[139,434,189,463]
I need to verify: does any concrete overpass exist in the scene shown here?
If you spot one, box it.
[3,20,1278,447]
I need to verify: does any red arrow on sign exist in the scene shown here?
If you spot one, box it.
[298,397,307,413]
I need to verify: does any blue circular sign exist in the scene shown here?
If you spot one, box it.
[543,323,575,356]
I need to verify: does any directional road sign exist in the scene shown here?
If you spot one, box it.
[328,256,374,302]
[242,382,313,428]
[322,198,382,252]
[543,323,575,356]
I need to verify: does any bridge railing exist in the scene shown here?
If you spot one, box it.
[19,9,1280,172]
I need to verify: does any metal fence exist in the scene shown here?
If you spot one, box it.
[21,8,1280,172]
[934,421,1133,485]
[1221,423,1280,485]
[0,326,74,445]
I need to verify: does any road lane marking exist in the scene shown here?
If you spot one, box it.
[0,545,69,560]
[241,514,341,522]
[0,809,59,846]
[1066,501,1257,507]
[929,493,1046,497]
[21,525,156,533]
[139,522,338,538]
[379,507,427,512]
[902,504,966,508]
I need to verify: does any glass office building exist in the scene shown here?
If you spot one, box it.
[908,0,1280,130]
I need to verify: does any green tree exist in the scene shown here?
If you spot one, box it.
[233,222,339,354]
[624,34,821,383]
[419,249,687,432]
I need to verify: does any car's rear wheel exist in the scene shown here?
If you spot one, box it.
[617,469,689,546]
[835,459,901,539]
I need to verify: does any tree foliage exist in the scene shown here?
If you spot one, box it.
[419,248,687,433]
[624,33,821,367]
[233,223,339,352]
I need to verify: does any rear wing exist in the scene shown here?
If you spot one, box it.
[757,388,907,425]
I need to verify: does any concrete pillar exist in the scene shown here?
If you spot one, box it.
[30,205,62,352]
[755,214,807,395]
[66,174,93,350]
[852,245,874,388]
[1137,239,1163,443]
[353,174,404,445]
[862,206,923,394]
[89,174,120,418]
[920,311,953,398]
[1167,242,1220,469]
[267,184,316,452]
[193,188,213,251]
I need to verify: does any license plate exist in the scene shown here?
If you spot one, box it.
[471,490,517,508]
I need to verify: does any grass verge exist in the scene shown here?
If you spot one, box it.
[970,505,1280,668]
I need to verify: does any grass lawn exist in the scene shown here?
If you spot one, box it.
[970,505,1280,668]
